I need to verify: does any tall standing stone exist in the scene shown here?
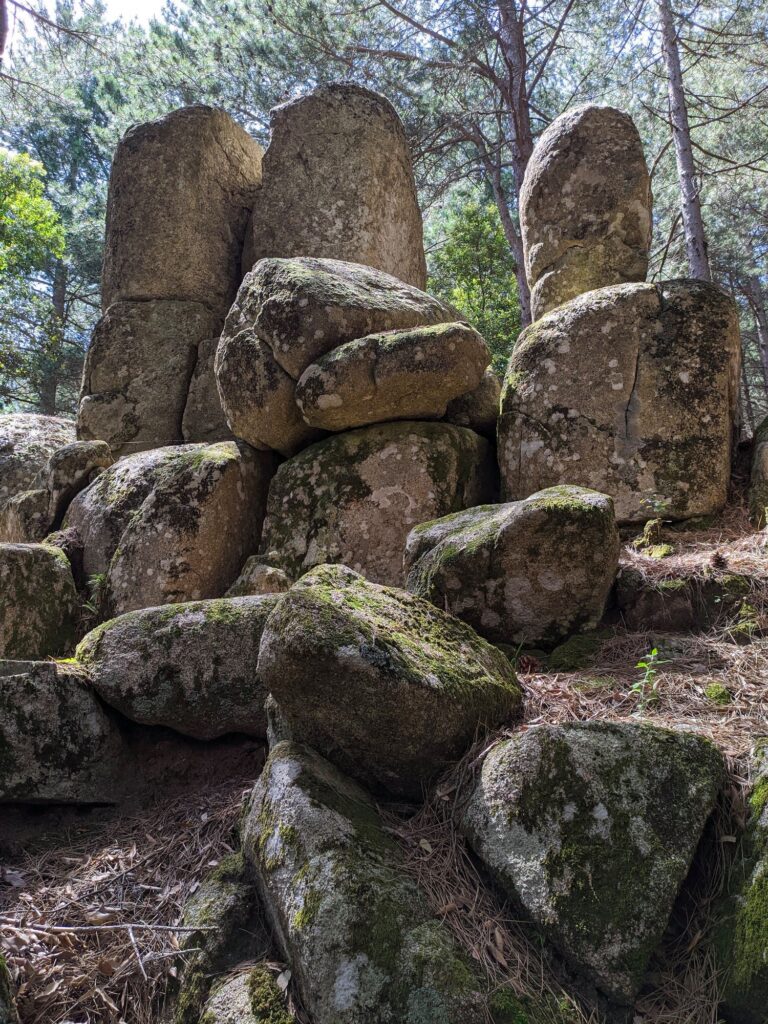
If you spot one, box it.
[101,105,263,314]
[521,105,652,320]
[81,106,263,455]
[244,85,427,288]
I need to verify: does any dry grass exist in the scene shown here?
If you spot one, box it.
[0,777,257,1024]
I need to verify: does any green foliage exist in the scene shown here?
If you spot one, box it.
[428,194,521,376]
[0,150,64,278]
[632,648,670,709]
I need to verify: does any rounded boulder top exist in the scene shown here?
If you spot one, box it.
[521,104,652,320]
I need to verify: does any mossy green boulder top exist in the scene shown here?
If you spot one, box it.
[76,595,280,740]
[498,280,740,523]
[257,564,522,798]
[460,721,725,1004]
[233,256,455,381]
[295,322,489,432]
[258,420,497,588]
[0,542,78,660]
[241,740,493,1024]
[405,485,619,647]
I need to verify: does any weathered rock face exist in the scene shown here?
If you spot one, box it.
[521,105,652,320]
[405,486,619,647]
[78,300,221,457]
[0,544,79,658]
[713,739,768,1024]
[295,323,489,432]
[260,421,498,586]
[748,415,768,527]
[181,336,233,444]
[498,281,741,522]
[0,440,113,543]
[215,325,322,456]
[0,660,124,802]
[460,722,724,1004]
[104,443,275,616]
[65,443,275,615]
[615,564,754,633]
[65,446,181,578]
[229,257,455,381]
[226,557,292,596]
[241,740,496,1023]
[443,368,501,439]
[257,565,521,798]
[0,413,75,504]
[245,84,427,288]
[77,595,279,740]
[101,105,263,315]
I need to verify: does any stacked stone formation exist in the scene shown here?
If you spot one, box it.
[216,254,501,585]
[0,90,757,1024]
[501,103,741,523]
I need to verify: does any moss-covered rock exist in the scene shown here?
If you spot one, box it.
[520,105,651,321]
[460,722,725,1005]
[67,442,275,617]
[76,595,280,739]
[199,965,293,1024]
[257,564,521,798]
[615,565,754,633]
[0,413,75,505]
[404,486,619,647]
[295,322,489,432]
[226,558,292,597]
[241,740,495,1023]
[0,659,125,802]
[259,420,498,587]
[175,851,269,1024]
[713,739,768,1023]
[0,543,79,658]
[498,281,741,523]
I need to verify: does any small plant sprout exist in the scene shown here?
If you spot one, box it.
[632,647,671,710]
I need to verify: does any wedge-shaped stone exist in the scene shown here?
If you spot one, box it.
[232,257,455,381]
[296,322,489,432]
[498,281,741,522]
[245,83,426,289]
[521,104,652,320]
[0,413,75,504]
[241,740,501,1023]
[182,336,234,444]
[0,660,124,802]
[259,421,497,587]
[0,543,78,658]
[78,299,220,457]
[460,722,725,1004]
[257,565,521,798]
[405,486,619,646]
[77,596,279,739]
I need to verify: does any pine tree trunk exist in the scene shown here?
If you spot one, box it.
[38,258,68,415]
[658,0,711,282]
[742,356,755,434]
[742,276,768,391]
[496,0,535,326]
